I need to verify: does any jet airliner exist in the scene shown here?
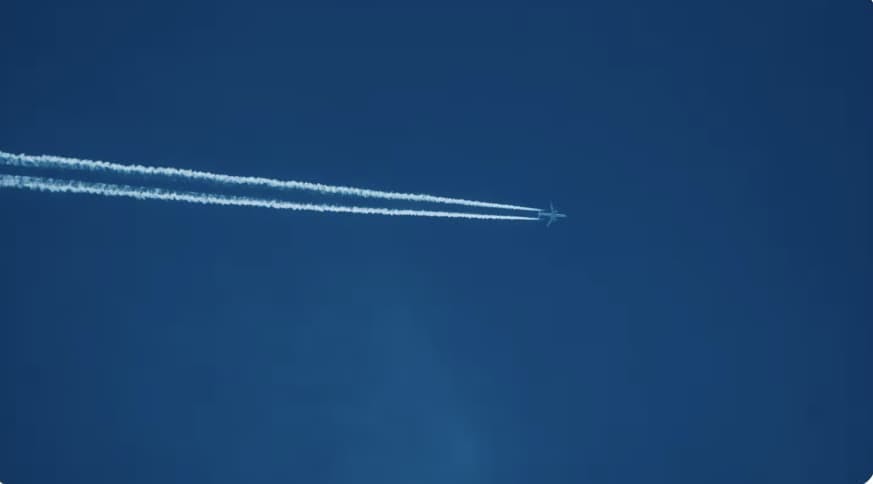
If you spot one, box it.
[539,202,567,227]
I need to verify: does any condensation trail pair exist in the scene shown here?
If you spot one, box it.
[0,150,540,213]
[0,174,540,221]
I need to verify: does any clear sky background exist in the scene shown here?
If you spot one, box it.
[1,4,871,484]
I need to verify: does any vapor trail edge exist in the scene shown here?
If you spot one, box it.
[0,174,540,221]
[0,151,540,212]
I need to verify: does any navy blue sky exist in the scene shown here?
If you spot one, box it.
[1,4,871,484]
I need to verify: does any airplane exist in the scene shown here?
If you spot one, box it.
[539,202,567,227]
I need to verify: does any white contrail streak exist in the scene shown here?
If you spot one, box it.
[0,174,540,221]
[0,150,540,212]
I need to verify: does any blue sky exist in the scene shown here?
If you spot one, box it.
[1,4,871,484]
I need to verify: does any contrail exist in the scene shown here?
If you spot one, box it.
[0,150,540,212]
[0,174,540,221]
